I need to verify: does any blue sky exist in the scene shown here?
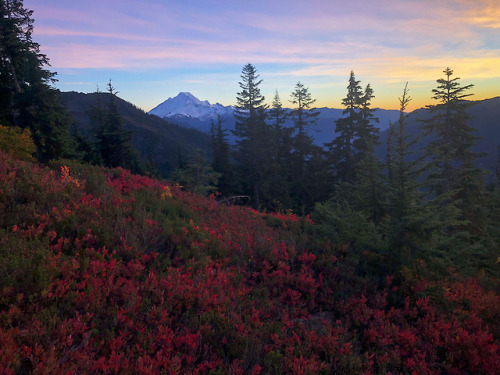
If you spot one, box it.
[25,0,500,111]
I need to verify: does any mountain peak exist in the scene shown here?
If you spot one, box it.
[177,92,208,104]
[149,92,233,121]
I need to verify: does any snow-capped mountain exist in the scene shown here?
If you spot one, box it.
[149,92,234,121]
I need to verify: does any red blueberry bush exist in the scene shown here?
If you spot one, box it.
[0,150,498,374]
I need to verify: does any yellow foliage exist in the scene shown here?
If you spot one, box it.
[0,125,36,161]
[160,185,172,199]
[60,165,81,187]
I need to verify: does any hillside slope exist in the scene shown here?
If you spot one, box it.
[1,151,498,373]
[60,91,212,176]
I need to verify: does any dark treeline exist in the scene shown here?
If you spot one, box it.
[200,63,498,276]
[0,0,72,162]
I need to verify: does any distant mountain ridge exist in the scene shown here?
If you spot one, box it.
[60,91,212,177]
[60,91,499,179]
[148,92,500,177]
[148,92,401,145]
[376,96,500,178]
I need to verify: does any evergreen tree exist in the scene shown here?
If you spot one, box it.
[486,146,500,258]
[421,68,476,194]
[268,89,292,173]
[263,90,293,209]
[93,81,143,173]
[171,150,220,197]
[268,90,288,130]
[289,82,320,175]
[305,145,331,211]
[496,145,500,189]
[354,156,385,224]
[326,73,382,220]
[210,115,232,196]
[326,71,363,184]
[386,119,395,186]
[232,63,270,209]
[70,124,99,165]
[479,146,500,275]
[0,0,71,161]
[420,68,486,244]
[385,83,428,267]
[289,82,321,212]
[355,84,379,158]
[352,83,384,223]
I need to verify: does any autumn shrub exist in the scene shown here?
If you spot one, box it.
[48,159,110,197]
[0,150,499,374]
[0,125,36,162]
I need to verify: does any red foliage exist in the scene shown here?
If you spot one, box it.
[0,151,499,373]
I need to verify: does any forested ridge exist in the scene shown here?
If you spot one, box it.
[59,91,213,178]
[1,0,499,373]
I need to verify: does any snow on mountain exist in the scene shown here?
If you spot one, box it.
[149,92,234,121]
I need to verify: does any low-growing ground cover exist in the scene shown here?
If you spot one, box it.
[0,151,498,374]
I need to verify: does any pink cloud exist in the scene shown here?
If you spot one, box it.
[35,26,170,43]
[23,0,500,112]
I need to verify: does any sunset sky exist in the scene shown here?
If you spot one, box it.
[25,0,500,112]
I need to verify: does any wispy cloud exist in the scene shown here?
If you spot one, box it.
[24,0,500,110]
[466,0,500,28]
[35,26,170,43]
[32,0,500,68]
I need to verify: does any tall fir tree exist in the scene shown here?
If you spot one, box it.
[355,84,379,158]
[289,82,320,175]
[352,83,385,223]
[326,71,363,184]
[264,90,293,209]
[268,89,291,169]
[232,63,270,209]
[385,83,428,268]
[0,0,71,161]
[420,68,487,247]
[268,90,288,130]
[93,81,142,173]
[326,72,382,220]
[289,82,321,212]
[268,90,292,163]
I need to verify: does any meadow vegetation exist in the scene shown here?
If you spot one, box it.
[0,150,498,374]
